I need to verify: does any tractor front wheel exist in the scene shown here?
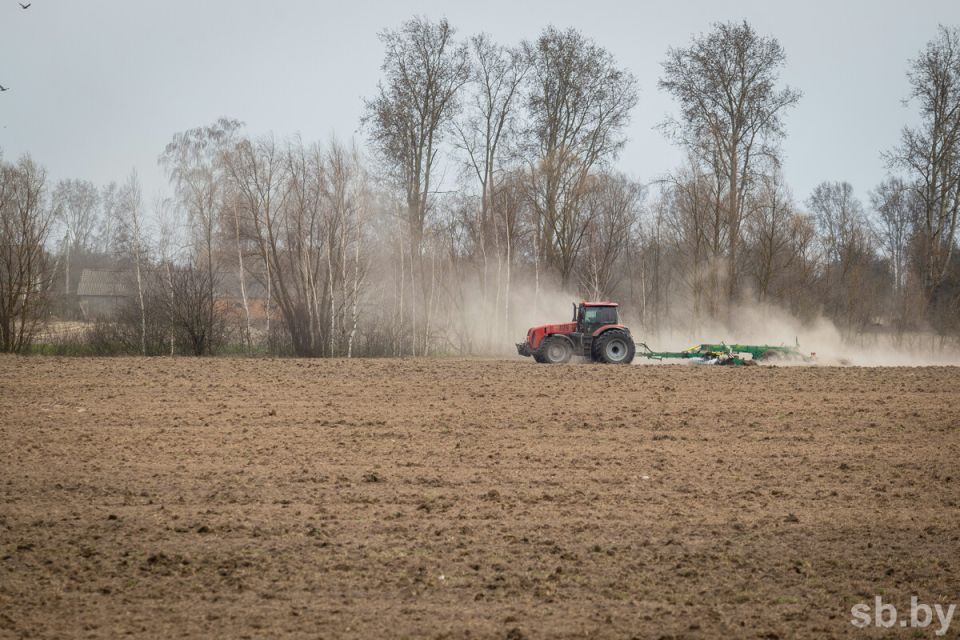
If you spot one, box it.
[593,330,636,364]
[539,336,573,364]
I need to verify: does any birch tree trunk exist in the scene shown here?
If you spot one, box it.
[134,242,146,356]
[347,209,362,358]
[396,220,404,357]
[234,202,252,351]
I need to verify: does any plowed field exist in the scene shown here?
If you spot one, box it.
[1,357,958,638]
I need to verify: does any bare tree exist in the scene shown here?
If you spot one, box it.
[809,182,868,266]
[807,181,879,330]
[115,171,149,356]
[525,26,638,289]
[320,139,371,356]
[744,168,798,302]
[363,16,470,354]
[225,138,287,346]
[490,170,528,338]
[632,189,672,331]
[778,212,820,323]
[226,136,348,357]
[345,145,371,358]
[886,25,960,307]
[223,188,254,350]
[154,195,182,355]
[871,176,919,294]
[159,262,226,356]
[97,182,121,256]
[160,118,243,352]
[0,155,54,353]
[52,179,99,295]
[660,20,801,309]
[455,34,528,343]
[578,173,642,300]
[662,156,728,320]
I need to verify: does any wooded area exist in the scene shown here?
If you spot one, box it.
[2,19,959,356]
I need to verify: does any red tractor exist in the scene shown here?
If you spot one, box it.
[516,301,636,364]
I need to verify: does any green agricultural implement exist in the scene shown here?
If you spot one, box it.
[636,341,813,366]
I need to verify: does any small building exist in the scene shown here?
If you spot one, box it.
[76,270,132,320]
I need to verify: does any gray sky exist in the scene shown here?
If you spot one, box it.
[1,0,958,210]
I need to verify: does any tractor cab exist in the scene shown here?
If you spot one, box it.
[574,302,620,334]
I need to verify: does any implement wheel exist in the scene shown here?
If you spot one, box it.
[593,330,636,364]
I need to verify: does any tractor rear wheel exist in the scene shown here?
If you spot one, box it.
[540,336,573,364]
[593,330,636,364]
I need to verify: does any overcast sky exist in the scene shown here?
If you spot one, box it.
[1,0,958,210]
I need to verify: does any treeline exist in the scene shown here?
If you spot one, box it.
[2,19,959,356]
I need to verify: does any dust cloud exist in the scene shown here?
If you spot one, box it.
[627,302,960,366]
[496,290,959,366]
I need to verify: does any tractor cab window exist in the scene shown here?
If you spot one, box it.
[580,306,618,327]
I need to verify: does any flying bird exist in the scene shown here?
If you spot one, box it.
[19,3,31,8]
[0,85,9,92]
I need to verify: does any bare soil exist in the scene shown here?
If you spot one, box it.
[1,356,958,639]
